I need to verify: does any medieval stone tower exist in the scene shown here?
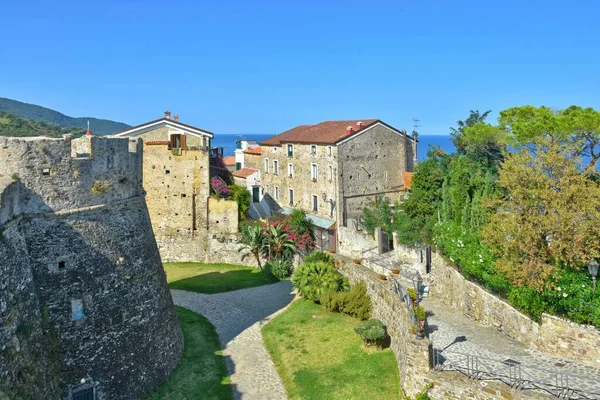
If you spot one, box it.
[0,135,183,399]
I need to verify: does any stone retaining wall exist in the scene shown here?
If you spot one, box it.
[407,247,600,365]
[338,259,554,399]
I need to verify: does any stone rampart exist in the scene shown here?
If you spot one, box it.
[337,226,377,258]
[0,135,182,399]
[400,246,600,365]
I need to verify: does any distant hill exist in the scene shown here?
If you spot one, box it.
[0,111,84,138]
[0,97,130,135]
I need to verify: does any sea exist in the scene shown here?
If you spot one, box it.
[213,134,455,161]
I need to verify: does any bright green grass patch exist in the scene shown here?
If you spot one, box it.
[148,307,232,400]
[262,300,400,400]
[165,262,273,294]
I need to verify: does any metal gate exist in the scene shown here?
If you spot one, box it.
[381,231,393,253]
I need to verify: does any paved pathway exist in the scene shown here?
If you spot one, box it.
[364,251,600,399]
[171,281,295,400]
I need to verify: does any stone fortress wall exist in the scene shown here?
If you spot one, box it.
[0,135,183,399]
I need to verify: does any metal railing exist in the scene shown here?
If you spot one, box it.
[392,278,417,326]
[431,348,600,399]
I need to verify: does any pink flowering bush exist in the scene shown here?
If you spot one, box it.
[211,177,231,199]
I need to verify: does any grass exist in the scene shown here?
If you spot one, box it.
[262,300,401,400]
[148,307,233,400]
[164,262,273,294]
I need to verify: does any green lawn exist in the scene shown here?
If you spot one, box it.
[148,307,232,400]
[164,262,273,294]
[262,300,401,400]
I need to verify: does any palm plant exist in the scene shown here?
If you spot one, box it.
[238,224,265,269]
[263,224,296,262]
[292,261,345,301]
[289,209,316,242]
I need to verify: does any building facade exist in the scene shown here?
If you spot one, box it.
[257,120,417,250]
[113,111,239,262]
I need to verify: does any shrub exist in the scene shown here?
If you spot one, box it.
[91,181,112,195]
[413,305,426,322]
[303,251,335,267]
[263,259,293,282]
[229,184,251,220]
[407,288,417,302]
[337,282,371,320]
[292,261,346,302]
[354,319,386,346]
[320,290,342,313]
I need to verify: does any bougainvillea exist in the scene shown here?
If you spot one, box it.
[211,177,231,199]
[263,214,315,254]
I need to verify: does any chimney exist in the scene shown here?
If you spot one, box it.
[174,114,179,122]
[346,126,354,132]
[164,110,171,119]
[356,121,364,129]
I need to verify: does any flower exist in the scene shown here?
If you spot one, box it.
[563,293,568,298]
[557,287,562,292]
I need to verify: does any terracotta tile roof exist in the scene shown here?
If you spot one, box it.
[243,146,262,155]
[232,167,258,178]
[403,172,414,190]
[260,120,380,146]
[222,155,236,166]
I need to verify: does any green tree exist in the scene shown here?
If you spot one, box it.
[229,184,251,221]
[449,109,492,153]
[238,224,265,268]
[499,105,600,174]
[483,139,600,290]
[263,224,297,262]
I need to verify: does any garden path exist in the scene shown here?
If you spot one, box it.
[171,281,295,400]
[361,251,600,398]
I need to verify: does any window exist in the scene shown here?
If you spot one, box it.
[311,145,317,155]
[384,171,388,179]
[288,163,293,177]
[266,184,270,194]
[327,146,332,156]
[274,186,279,200]
[273,160,279,175]
[289,188,294,205]
[287,144,293,157]
[235,162,241,170]
[42,168,50,176]
[329,199,334,217]
[312,195,318,212]
[311,163,318,181]
[264,158,269,174]
[165,170,171,175]
[328,165,333,181]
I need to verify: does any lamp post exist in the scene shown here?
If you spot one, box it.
[588,259,599,291]
[412,272,424,340]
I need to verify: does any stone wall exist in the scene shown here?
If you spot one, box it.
[338,124,412,219]
[337,261,431,397]
[338,260,553,399]
[208,198,239,234]
[0,136,183,399]
[409,247,600,365]
[337,226,378,258]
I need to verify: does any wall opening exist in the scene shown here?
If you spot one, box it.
[165,170,171,175]
[42,168,51,176]
[58,261,66,269]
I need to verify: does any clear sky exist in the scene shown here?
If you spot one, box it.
[1,0,598,135]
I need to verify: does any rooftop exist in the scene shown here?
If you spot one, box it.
[243,146,262,155]
[223,155,236,166]
[232,167,258,178]
[260,119,380,146]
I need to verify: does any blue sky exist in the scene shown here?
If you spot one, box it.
[1,1,598,135]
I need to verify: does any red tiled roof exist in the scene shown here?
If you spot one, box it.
[403,172,414,190]
[260,120,379,146]
[232,167,258,178]
[223,155,236,166]
[243,146,262,155]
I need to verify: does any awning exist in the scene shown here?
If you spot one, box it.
[281,207,335,230]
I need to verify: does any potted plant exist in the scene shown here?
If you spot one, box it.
[391,268,400,275]
[328,248,335,254]
[407,288,417,304]
[378,274,387,281]
[353,258,361,265]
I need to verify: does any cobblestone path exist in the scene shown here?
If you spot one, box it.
[383,264,600,398]
[171,281,295,400]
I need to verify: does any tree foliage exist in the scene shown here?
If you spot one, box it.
[483,139,600,290]
[0,111,83,137]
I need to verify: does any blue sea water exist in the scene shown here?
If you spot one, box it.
[214,133,455,161]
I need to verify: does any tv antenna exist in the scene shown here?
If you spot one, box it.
[412,118,421,139]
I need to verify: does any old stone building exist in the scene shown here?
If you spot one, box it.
[0,135,182,399]
[113,111,239,262]
[258,120,417,250]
